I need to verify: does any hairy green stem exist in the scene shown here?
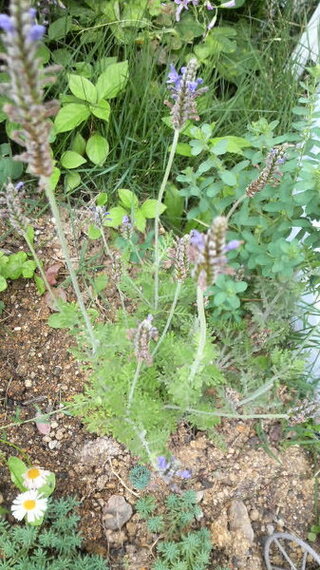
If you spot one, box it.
[164,405,288,420]
[43,180,98,354]
[188,286,207,386]
[152,281,182,356]
[100,227,127,317]
[127,359,143,410]
[154,128,180,311]
[23,231,57,305]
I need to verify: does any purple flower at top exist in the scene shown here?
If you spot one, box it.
[190,230,205,250]
[174,0,199,22]
[15,181,24,191]
[0,14,15,34]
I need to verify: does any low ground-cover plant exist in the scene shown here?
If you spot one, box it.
[136,490,212,569]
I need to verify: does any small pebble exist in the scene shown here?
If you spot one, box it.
[51,421,58,429]
[24,379,32,388]
[48,440,58,450]
[250,509,259,521]
[43,435,51,443]
[266,524,275,535]
[55,429,64,440]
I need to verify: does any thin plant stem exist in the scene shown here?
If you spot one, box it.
[152,281,182,356]
[43,180,98,354]
[188,286,207,386]
[100,227,127,318]
[124,417,155,465]
[127,359,143,410]
[154,128,180,311]
[226,194,247,221]
[100,226,112,257]
[23,231,57,305]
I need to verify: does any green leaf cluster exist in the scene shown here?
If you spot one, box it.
[0,250,37,293]
[0,497,108,569]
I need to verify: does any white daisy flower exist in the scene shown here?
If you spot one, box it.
[22,466,51,489]
[11,490,48,523]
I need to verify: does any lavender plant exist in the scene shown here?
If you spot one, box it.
[0,0,98,352]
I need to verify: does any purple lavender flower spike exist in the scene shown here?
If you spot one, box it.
[0,14,15,34]
[167,64,181,87]
[15,181,24,191]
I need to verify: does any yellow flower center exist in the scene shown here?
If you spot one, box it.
[22,499,36,511]
[27,467,41,480]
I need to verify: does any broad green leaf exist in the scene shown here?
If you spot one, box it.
[0,275,7,292]
[25,225,34,244]
[38,473,56,498]
[219,170,237,186]
[22,260,36,278]
[118,188,139,209]
[96,192,108,206]
[47,167,60,191]
[61,151,86,169]
[90,99,111,121]
[72,62,93,78]
[86,133,109,165]
[65,171,81,191]
[8,457,28,492]
[140,199,166,219]
[209,136,251,154]
[175,143,193,157]
[96,61,129,99]
[133,209,146,232]
[71,132,86,155]
[54,103,90,133]
[48,16,73,41]
[87,224,102,239]
[105,206,127,227]
[68,74,97,104]
[34,275,45,295]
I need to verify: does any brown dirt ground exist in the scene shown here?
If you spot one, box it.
[1,216,320,569]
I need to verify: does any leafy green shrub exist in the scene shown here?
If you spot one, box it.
[0,497,108,569]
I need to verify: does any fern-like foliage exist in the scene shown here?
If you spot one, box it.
[0,498,108,569]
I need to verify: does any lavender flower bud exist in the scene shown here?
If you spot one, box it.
[165,58,207,131]
[110,251,122,284]
[89,205,110,227]
[246,145,288,198]
[173,234,190,282]
[130,315,158,366]
[192,216,236,290]
[120,215,133,240]
[288,398,320,425]
[0,0,60,179]
[0,180,29,235]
